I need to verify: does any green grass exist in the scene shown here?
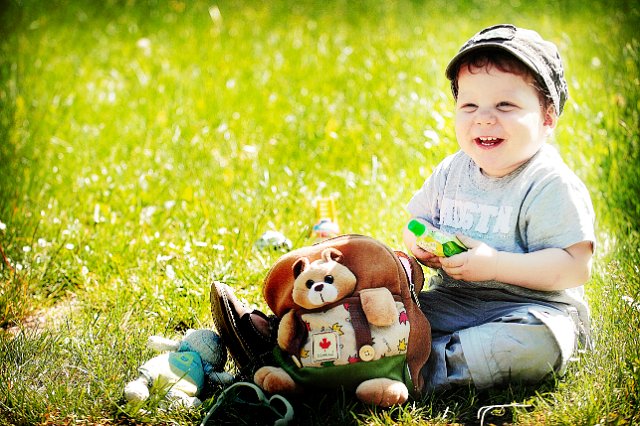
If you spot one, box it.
[1,0,639,424]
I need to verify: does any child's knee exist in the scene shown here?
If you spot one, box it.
[490,323,560,384]
[461,320,561,389]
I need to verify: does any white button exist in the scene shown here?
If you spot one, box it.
[359,345,375,361]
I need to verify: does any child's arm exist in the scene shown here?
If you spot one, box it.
[439,235,593,291]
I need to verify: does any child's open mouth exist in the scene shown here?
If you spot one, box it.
[475,137,504,148]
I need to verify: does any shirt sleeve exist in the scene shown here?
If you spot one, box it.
[406,153,456,225]
[520,173,596,253]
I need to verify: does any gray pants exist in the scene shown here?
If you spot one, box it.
[418,286,579,391]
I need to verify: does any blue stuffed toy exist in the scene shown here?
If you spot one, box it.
[124,329,234,408]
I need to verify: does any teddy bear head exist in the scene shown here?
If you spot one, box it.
[178,329,227,370]
[263,235,426,318]
[291,247,356,309]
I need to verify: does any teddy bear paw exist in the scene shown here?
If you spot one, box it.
[165,389,201,408]
[254,366,299,394]
[355,378,409,407]
[123,377,150,403]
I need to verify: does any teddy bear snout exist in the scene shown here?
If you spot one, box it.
[305,280,340,306]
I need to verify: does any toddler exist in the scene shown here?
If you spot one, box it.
[404,24,595,391]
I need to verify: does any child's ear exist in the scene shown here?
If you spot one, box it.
[543,104,558,129]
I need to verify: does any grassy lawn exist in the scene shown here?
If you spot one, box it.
[1,0,639,424]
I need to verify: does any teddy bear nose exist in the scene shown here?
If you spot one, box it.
[314,283,324,292]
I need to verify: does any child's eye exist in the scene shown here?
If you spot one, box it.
[459,103,477,112]
[497,102,517,111]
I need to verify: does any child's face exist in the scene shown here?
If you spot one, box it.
[454,65,556,178]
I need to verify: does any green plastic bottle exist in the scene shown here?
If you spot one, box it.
[407,219,467,257]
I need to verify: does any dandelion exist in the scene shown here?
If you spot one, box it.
[0,221,6,231]
[65,243,75,250]
[165,264,176,280]
[23,246,31,253]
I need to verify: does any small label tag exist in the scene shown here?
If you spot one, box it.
[312,332,339,362]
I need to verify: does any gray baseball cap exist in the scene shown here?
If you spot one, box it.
[445,24,568,115]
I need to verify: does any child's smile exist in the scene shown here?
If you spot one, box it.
[475,136,504,148]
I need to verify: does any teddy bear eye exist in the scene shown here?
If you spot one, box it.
[324,275,334,284]
[306,279,315,289]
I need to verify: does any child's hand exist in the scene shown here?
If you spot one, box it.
[403,224,442,269]
[413,248,443,270]
[439,235,499,282]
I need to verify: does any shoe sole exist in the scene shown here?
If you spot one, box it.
[210,281,253,372]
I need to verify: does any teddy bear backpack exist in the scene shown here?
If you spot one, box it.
[255,234,431,407]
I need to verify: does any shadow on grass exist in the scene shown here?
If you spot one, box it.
[197,386,357,426]
[192,379,555,426]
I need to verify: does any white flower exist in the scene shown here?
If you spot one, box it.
[165,264,176,280]
[93,204,101,224]
[139,206,157,224]
[622,295,640,312]
[156,254,173,263]
[0,221,6,231]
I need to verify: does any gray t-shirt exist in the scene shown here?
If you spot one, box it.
[407,144,596,323]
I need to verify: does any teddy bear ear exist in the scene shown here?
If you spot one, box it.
[292,257,310,279]
[321,247,343,263]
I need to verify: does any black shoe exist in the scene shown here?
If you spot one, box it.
[210,281,278,378]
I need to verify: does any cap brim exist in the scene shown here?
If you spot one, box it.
[445,42,541,81]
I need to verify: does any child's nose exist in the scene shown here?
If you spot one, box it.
[475,109,496,125]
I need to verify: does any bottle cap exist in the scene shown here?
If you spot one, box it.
[407,219,426,236]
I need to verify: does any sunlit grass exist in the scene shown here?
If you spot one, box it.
[1,0,639,424]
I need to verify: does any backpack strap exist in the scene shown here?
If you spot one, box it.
[346,298,373,355]
[395,251,421,309]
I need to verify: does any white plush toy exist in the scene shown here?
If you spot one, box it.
[124,329,234,408]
